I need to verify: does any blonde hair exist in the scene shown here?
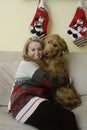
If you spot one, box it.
[23,36,44,60]
[23,36,44,55]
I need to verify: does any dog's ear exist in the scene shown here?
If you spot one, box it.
[60,38,69,54]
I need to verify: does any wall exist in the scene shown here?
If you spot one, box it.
[0,0,87,52]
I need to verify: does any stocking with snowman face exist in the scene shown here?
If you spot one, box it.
[29,0,49,38]
[67,0,87,47]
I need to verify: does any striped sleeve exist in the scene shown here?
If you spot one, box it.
[32,68,63,88]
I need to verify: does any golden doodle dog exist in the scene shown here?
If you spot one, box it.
[23,34,81,110]
[42,34,81,110]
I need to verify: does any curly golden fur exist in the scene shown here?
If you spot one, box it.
[42,34,81,110]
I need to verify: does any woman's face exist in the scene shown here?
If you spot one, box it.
[27,41,43,59]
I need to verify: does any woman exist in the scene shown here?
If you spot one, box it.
[8,36,79,130]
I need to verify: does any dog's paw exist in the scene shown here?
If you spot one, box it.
[55,87,81,110]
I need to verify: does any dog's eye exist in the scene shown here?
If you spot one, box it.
[53,44,57,47]
[48,40,52,44]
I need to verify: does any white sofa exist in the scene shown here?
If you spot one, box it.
[0,51,87,130]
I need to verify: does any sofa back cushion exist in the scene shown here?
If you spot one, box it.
[66,52,87,96]
[0,51,22,105]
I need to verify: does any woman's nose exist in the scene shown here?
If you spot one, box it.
[35,50,39,55]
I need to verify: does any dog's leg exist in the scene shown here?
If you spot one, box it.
[55,86,81,110]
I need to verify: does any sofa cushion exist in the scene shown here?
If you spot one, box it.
[0,96,87,130]
[67,53,87,96]
[73,95,87,130]
[0,61,20,105]
[0,107,38,130]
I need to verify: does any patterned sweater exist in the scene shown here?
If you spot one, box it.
[8,60,69,123]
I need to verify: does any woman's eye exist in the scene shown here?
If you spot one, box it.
[32,49,35,51]
[38,48,42,51]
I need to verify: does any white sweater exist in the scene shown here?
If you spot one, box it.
[15,60,40,79]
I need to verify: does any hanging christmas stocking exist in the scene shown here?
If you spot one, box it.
[29,0,49,38]
[67,0,87,47]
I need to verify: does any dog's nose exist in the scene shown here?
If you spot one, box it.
[43,51,48,58]
[43,51,48,55]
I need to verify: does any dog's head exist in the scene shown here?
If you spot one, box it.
[43,34,69,58]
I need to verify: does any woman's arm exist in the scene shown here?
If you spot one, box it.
[32,68,63,88]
